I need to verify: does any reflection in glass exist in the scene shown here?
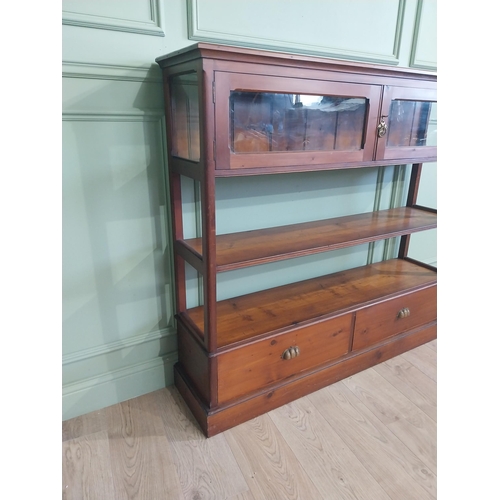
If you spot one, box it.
[230,92,367,153]
[170,73,200,161]
[387,100,437,147]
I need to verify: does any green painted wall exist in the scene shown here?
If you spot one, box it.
[62,0,437,420]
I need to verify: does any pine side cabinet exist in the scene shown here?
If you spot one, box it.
[156,43,437,437]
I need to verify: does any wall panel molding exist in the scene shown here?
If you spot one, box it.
[62,110,164,122]
[62,0,165,37]
[366,167,387,265]
[409,0,437,70]
[62,61,162,83]
[62,99,175,419]
[187,0,407,65]
[63,326,176,366]
[62,62,165,120]
[383,165,406,260]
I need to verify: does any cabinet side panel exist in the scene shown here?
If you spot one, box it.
[177,322,211,404]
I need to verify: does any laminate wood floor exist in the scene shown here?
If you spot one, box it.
[62,340,437,500]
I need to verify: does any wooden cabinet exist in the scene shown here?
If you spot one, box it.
[214,71,381,169]
[376,85,437,162]
[156,43,437,437]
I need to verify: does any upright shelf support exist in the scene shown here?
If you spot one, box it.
[156,43,437,437]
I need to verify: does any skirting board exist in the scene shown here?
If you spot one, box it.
[62,353,177,421]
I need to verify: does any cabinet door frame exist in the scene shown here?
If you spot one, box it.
[375,86,437,162]
[214,71,382,171]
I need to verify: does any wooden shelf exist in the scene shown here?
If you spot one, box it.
[182,207,436,272]
[183,258,436,348]
[172,157,438,179]
[158,43,437,436]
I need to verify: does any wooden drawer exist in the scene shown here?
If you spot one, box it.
[352,285,436,351]
[217,314,352,404]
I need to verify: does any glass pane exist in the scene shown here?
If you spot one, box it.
[230,92,367,153]
[387,100,437,147]
[170,73,200,161]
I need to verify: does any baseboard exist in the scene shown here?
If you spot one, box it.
[62,351,178,421]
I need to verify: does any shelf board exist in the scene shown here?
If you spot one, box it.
[212,157,438,177]
[172,157,438,179]
[183,207,436,272]
[184,258,436,348]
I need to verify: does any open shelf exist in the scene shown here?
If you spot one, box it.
[181,207,436,272]
[182,258,436,348]
[158,43,437,436]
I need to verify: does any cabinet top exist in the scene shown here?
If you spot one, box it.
[155,42,436,81]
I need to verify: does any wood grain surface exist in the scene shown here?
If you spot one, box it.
[217,313,352,403]
[269,399,392,500]
[62,431,115,500]
[184,207,437,271]
[187,258,436,347]
[62,342,437,499]
[224,414,324,500]
[106,393,183,499]
[309,383,437,499]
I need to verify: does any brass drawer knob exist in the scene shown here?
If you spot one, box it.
[282,346,300,360]
[397,307,410,319]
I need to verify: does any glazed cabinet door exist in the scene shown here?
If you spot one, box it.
[375,86,437,162]
[168,71,201,162]
[214,72,382,171]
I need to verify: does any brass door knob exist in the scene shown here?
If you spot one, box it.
[397,307,410,319]
[282,346,300,360]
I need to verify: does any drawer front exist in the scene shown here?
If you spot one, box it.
[217,314,352,404]
[352,285,436,351]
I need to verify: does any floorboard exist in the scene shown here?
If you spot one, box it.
[269,398,392,500]
[225,414,324,499]
[62,341,437,499]
[62,431,116,500]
